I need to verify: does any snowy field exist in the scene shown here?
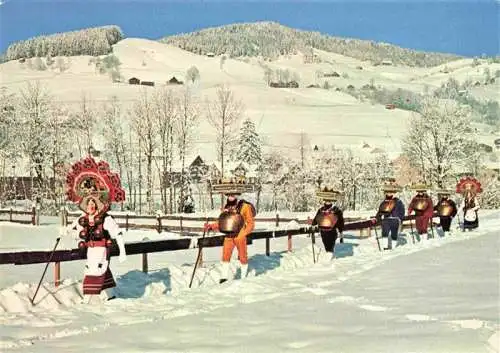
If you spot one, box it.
[0,210,499,352]
[2,37,498,168]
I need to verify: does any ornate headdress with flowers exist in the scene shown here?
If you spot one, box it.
[65,156,125,213]
[456,176,482,197]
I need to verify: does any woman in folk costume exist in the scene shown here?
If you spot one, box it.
[374,179,405,250]
[207,177,256,284]
[312,187,345,254]
[456,177,482,231]
[62,156,127,303]
[433,189,458,236]
[407,183,434,240]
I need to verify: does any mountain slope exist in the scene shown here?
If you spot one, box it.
[161,21,461,67]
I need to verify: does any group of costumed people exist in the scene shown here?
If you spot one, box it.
[57,155,483,302]
[373,177,482,250]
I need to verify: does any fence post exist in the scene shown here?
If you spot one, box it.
[64,208,68,227]
[275,213,279,227]
[142,253,148,273]
[125,213,129,231]
[35,204,40,226]
[265,237,270,256]
[180,215,183,234]
[142,237,149,273]
[60,207,67,227]
[31,206,36,225]
[157,215,162,233]
[9,208,13,222]
[287,232,292,252]
[54,262,61,287]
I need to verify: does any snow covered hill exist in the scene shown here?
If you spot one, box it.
[0,210,499,352]
[1,37,498,166]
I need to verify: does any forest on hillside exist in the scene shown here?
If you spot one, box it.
[3,26,123,61]
[162,21,461,67]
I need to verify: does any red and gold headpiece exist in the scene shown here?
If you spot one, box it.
[65,156,125,213]
[455,176,482,196]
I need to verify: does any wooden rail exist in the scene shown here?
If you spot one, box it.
[0,207,37,225]
[1,213,433,287]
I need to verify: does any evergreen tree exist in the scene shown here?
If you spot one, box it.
[235,118,262,165]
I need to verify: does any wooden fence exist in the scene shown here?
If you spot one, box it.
[0,214,429,287]
[62,210,364,234]
[0,207,38,225]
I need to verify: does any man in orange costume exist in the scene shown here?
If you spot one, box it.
[408,185,434,240]
[208,191,255,284]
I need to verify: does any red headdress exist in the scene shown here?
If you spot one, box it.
[65,156,125,213]
[455,176,482,196]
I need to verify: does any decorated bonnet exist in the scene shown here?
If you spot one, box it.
[65,156,125,213]
[456,176,482,197]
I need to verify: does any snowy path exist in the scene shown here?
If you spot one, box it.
[1,213,499,352]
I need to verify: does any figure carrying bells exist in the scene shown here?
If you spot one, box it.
[407,183,434,240]
[206,177,256,284]
[311,187,345,255]
[374,178,405,250]
[433,189,458,236]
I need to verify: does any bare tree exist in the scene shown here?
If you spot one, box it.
[206,84,244,178]
[153,88,177,214]
[263,67,273,86]
[403,97,478,188]
[102,96,134,207]
[186,66,200,84]
[72,93,97,156]
[16,82,54,195]
[131,89,157,214]
[175,87,199,212]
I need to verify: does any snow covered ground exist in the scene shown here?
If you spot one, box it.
[0,210,499,352]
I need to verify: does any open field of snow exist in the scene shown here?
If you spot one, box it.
[0,210,498,352]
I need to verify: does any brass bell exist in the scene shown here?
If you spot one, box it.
[438,203,452,217]
[218,212,244,234]
[316,212,337,230]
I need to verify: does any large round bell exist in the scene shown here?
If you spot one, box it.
[413,198,429,212]
[317,213,337,230]
[379,199,396,214]
[218,212,244,234]
[438,203,453,217]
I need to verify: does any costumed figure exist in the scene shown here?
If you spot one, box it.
[312,187,345,254]
[374,178,405,250]
[407,183,434,240]
[456,176,482,231]
[61,156,127,303]
[433,189,457,235]
[208,177,256,284]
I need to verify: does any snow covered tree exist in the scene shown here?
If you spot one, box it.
[175,88,199,213]
[206,84,243,177]
[102,96,134,207]
[131,90,157,214]
[15,82,55,198]
[152,88,177,214]
[235,118,262,165]
[186,66,200,84]
[71,93,97,157]
[402,97,478,188]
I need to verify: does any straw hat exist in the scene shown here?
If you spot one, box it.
[316,187,343,201]
[211,176,256,195]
